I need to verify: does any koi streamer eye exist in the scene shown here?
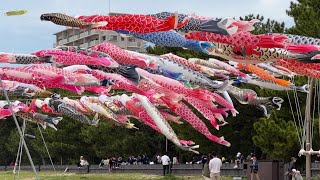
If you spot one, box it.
[51,93,61,99]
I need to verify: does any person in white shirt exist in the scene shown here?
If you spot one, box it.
[79,156,89,167]
[173,157,178,164]
[161,152,171,176]
[209,151,222,180]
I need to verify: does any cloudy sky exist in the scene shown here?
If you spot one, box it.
[0,0,295,53]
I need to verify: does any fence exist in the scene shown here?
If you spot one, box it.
[1,162,320,179]
[0,163,244,176]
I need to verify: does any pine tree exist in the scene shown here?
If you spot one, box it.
[286,0,320,37]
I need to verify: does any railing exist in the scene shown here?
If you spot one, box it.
[88,40,97,47]
[80,43,89,48]
[2,163,320,178]
[127,42,138,47]
[80,31,89,38]
[88,40,99,47]
[0,164,243,176]
[57,39,68,45]
[69,35,78,42]
[90,30,100,35]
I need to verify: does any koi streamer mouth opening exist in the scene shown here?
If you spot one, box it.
[40,14,52,21]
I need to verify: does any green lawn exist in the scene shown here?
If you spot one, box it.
[0,171,239,180]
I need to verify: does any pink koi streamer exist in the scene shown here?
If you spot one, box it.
[90,42,155,68]
[174,103,230,147]
[33,49,113,67]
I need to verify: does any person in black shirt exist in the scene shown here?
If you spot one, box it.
[201,155,208,169]
[109,157,114,173]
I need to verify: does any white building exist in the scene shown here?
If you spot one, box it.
[53,28,146,52]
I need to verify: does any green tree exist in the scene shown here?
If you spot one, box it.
[0,117,16,165]
[239,14,285,34]
[253,113,300,160]
[286,0,320,37]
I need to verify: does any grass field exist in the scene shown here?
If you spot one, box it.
[0,171,239,180]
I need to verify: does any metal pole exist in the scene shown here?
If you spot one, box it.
[108,0,111,14]
[0,76,39,180]
[165,137,168,152]
[37,123,57,174]
[13,120,24,173]
[305,78,315,180]
[13,120,26,177]
[17,121,27,180]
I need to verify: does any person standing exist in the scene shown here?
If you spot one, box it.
[161,152,171,176]
[201,154,208,168]
[287,157,297,180]
[156,154,161,164]
[234,152,241,168]
[202,153,211,180]
[77,156,89,168]
[209,151,222,180]
[108,157,114,173]
[250,154,261,180]
[173,156,178,164]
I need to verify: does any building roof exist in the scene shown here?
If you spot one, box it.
[53,28,79,35]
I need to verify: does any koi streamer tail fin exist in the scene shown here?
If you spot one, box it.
[200,17,237,35]
[91,113,100,126]
[271,97,284,110]
[116,65,140,85]
[179,140,195,146]
[125,121,139,130]
[290,50,320,62]
[47,123,58,131]
[187,145,200,154]
[51,117,63,125]
[286,44,320,53]
[258,105,271,118]
[208,134,231,147]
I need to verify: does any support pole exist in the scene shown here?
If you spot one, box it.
[0,76,39,180]
[13,120,26,174]
[305,78,315,180]
[165,137,168,152]
[108,0,111,14]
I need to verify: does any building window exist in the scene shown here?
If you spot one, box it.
[121,37,125,41]
[109,35,118,41]
[128,38,135,42]
[102,36,106,41]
